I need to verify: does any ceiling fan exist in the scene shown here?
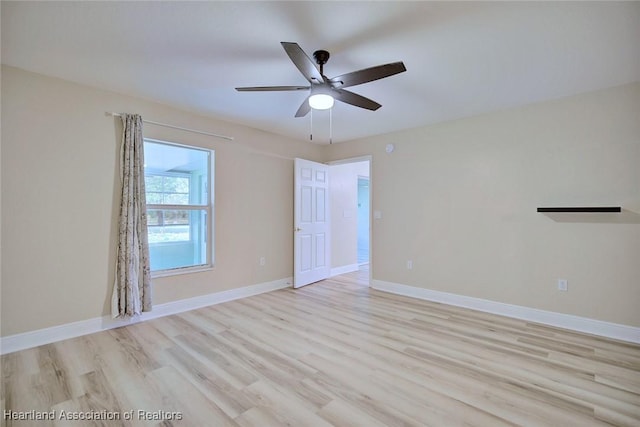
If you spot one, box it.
[236,42,406,117]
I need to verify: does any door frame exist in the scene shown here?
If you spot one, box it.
[327,155,372,283]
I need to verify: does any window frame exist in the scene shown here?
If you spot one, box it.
[144,138,214,277]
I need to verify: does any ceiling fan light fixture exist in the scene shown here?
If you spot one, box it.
[309,93,334,110]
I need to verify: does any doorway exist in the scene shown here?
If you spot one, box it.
[328,157,371,283]
[357,176,370,266]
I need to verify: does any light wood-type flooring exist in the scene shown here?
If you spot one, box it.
[2,269,640,426]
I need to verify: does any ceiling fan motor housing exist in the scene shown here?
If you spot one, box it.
[313,50,330,65]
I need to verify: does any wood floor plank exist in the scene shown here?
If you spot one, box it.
[146,365,239,426]
[28,345,74,409]
[234,406,284,427]
[317,398,389,427]
[301,351,517,427]
[159,344,256,418]
[2,268,639,426]
[242,380,333,427]
[171,331,259,389]
[51,367,132,427]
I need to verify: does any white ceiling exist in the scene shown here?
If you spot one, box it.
[2,1,639,144]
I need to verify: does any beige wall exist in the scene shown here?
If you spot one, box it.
[329,161,369,269]
[326,82,640,327]
[2,65,638,338]
[0,66,323,336]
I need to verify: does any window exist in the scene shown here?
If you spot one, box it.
[144,139,214,274]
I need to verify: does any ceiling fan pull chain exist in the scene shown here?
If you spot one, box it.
[329,107,333,144]
[310,109,313,141]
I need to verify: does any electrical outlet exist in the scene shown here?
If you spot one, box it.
[259,257,266,266]
[557,279,568,291]
[407,260,413,270]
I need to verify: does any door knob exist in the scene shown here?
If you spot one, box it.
[295,227,302,232]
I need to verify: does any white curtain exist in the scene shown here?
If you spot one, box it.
[111,114,152,318]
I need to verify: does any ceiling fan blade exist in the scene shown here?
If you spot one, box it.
[295,96,311,118]
[281,42,324,84]
[330,62,406,88]
[235,85,309,92]
[332,89,381,111]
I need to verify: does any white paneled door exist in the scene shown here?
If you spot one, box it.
[294,158,331,288]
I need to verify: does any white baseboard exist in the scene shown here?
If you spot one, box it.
[330,263,360,277]
[5,277,636,354]
[0,277,292,355]
[371,279,640,344]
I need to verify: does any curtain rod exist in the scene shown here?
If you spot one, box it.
[107,112,234,141]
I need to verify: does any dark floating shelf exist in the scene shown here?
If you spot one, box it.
[537,207,622,213]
